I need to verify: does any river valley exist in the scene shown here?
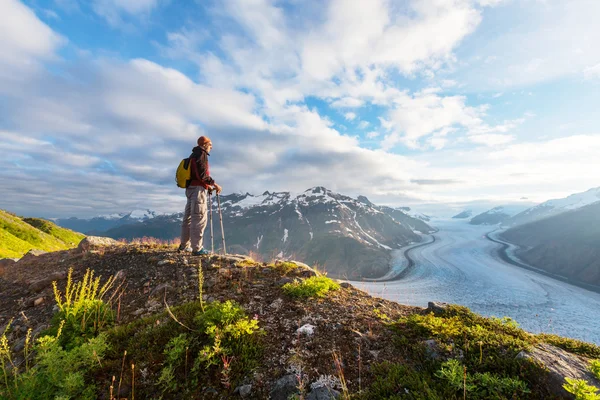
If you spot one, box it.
[352,219,600,345]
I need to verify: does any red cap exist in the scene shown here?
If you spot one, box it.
[197,136,212,146]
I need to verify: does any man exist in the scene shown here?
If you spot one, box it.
[179,136,222,255]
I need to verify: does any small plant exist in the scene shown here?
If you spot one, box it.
[193,301,262,384]
[436,359,530,399]
[0,320,14,389]
[1,319,109,400]
[52,268,115,348]
[197,264,205,312]
[282,276,340,299]
[158,334,191,393]
[563,378,600,400]
[590,360,600,380]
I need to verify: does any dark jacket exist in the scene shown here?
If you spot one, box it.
[189,146,215,188]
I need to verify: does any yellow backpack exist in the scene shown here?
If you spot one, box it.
[175,158,193,188]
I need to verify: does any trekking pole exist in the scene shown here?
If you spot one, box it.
[208,191,214,254]
[216,194,227,255]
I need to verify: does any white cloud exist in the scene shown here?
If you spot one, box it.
[357,121,370,129]
[344,112,357,121]
[584,63,600,80]
[92,0,161,26]
[457,0,600,90]
[366,131,380,139]
[0,0,64,74]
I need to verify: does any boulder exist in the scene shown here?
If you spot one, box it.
[270,374,299,400]
[28,271,68,293]
[427,301,450,314]
[77,236,120,252]
[517,343,600,396]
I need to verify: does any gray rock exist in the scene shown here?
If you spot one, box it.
[423,339,442,360]
[157,259,173,266]
[306,386,341,400]
[28,271,67,293]
[77,236,120,252]
[270,374,299,400]
[427,301,450,314]
[340,282,352,289]
[276,277,294,287]
[238,384,252,398]
[33,297,45,307]
[517,343,600,395]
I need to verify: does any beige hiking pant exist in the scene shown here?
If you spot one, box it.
[180,186,208,251]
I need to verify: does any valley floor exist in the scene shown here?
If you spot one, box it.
[352,219,600,345]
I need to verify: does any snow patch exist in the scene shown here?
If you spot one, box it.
[282,228,288,243]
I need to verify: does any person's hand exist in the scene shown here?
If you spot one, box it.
[214,183,223,194]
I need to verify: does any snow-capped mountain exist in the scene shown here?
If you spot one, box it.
[469,204,532,226]
[56,209,162,234]
[508,187,600,226]
[452,210,473,219]
[63,187,434,279]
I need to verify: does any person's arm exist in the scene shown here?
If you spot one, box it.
[197,152,215,185]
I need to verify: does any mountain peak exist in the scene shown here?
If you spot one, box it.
[357,195,373,206]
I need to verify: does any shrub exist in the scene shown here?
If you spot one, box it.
[358,362,442,399]
[590,360,600,381]
[193,300,261,371]
[51,268,115,348]
[0,321,109,400]
[282,276,340,299]
[563,378,600,400]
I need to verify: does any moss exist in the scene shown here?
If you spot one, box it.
[282,276,340,299]
[538,333,600,359]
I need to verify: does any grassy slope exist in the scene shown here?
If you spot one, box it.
[0,210,85,258]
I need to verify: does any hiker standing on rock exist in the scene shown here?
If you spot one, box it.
[179,136,222,255]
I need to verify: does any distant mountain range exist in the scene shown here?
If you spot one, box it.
[469,205,532,226]
[0,210,85,258]
[55,187,434,279]
[506,187,600,227]
[500,201,600,287]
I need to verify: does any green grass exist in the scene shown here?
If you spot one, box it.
[282,276,340,298]
[0,210,84,258]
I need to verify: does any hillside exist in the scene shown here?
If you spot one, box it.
[500,202,600,287]
[72,187,434,279]
[0,210,85,258]
[508,187,600,227]
[1,242,599,399]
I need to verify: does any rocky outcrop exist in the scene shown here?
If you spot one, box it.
[517,343,600,396]
[0,258,18,277]
[77,236,120,252]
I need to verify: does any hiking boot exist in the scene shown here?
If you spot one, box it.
[177,245,192,253]
[192,248,210,256]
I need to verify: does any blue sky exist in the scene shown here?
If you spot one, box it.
[1,0,599,218]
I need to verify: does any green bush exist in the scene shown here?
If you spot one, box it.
[563,378,600,400]
[590,360,600,380]
[0,321,108,400]
[282,276,340,299]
